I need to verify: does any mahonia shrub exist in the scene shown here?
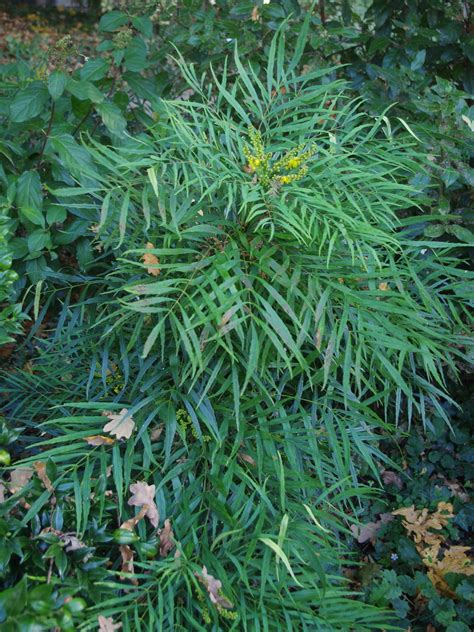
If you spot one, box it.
[1,25,472,632]
[93,30,472,427]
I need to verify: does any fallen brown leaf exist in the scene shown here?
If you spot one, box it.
[119,545,138,585]
[128,481,159,528]
[85,435,115,446]
[103,409,135,440]
[9,467,34,494]
[120,505,148,531]
[150,424,164,441]
[381,470,403,489]
[60,533,86,552]
[350,513,393,544]
[393,501,473,597]
[98,615,122,632]
[238,452,256,466]
[159,519,175,557]
[34,461,54,492]
[142,242,160,276]
[195,566,233,610]
[251,6,260,21]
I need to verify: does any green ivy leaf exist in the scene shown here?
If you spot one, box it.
[411,49,426,71]
[16,171,44,227]
[96,101,127,135]
[124,38,149,72]
[48,70,68,101]
[27,230,50,253]
[424,223,445,238]
[46,206,67,225]
[76,237,93,270]
[54,219,89,246]
[448,225,474,243]
[26,255,48,283]
[50,134,97,179]
[80,59,110,82]
[131,16,153,38]
[66,80,104,104]
[99,10,128,32]
[10,82,49,122]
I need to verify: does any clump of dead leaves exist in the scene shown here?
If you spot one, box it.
[393,501,473,598]
[118,481,177,586]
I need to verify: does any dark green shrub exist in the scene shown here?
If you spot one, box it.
[1,25,472,630]
[0,8,162,290]
[0,3,472,630]
[0,217,22,345]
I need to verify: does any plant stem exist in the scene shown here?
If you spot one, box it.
[319,0,326,26]
[72,106,93,136]
[37,101,55,169]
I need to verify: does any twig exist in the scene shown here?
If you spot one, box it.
[319,0,326,26]
[72,106,93,136]
[37,101,55,169]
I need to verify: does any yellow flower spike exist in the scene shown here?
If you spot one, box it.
[287,157,303,169]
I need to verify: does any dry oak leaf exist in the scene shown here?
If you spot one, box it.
[381,469,403,489]
[85,435,115,446]
[438,477,469,502]
[103,409,135,440]
[195,566,233,610]
[0,482,5,503]
[34,461,54,492]
[150,424,164,442]
[98,615,122,632]
[120,505,148,531]
[350,513,393,544]
[238,452,256,466]
[427,546,474,598]
[119,544,138,585]
[60,533,86,552]
[392,502,454,545]
[142,242,160,276]
[128,481,159,528]
[159,518,175,557]
[9,467,33,494]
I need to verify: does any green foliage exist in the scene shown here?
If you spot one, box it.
[89,34,472,429]
[0,2,473,631]
[0,9,161,291]
[0,217,22,345]
[352,401,474,631]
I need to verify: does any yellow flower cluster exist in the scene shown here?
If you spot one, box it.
[94,368,124,395]
[243,127,272,184]
[243,126,315,189]
[177,408,211,443]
